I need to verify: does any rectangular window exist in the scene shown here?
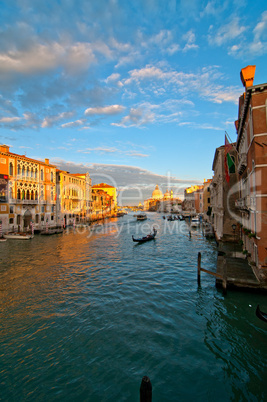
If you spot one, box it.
[9,218,14,224]
[10,206,14,213]
[41,206,44,213]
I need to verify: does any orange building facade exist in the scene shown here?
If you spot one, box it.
[0,144,56,232]
[235,66,267,269]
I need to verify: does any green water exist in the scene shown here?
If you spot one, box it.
[0,213,266,401]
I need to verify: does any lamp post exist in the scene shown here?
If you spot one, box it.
[232,223,236,257]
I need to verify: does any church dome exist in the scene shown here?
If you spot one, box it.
[152,185,163,200]
[164,189,171,199]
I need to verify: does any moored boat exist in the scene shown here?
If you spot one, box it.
[256,305,267,323]
[132,228,157,243]
[191,217,200,227]
[4,232,33,240]
[0,237,7,242]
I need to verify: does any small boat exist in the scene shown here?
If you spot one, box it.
[0,237,7,242]
[256,305,267,323]
[191,217,200,227]
[132,228,157,243]
[4,232,33,240]
[136,213,147,221]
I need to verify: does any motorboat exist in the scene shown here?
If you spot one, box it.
[132,228,157,243]
[4,232,34,240]
[136,213,147,221]
[0,237,7,242]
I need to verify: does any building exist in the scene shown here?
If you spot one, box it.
[0,144,56,232]
[144,185,181,212]
[91,183,117,207]
[211,144,239,241]
[56,170,92,226]
[182,185,203,214]
[234,65,267,269]
[91,188,114,220]
[202,179,212,220]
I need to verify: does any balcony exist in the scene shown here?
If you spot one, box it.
[13,199,38,205]
[238,153,247,175]
[235,197,249,210]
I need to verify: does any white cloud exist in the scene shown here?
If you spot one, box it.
[209,17,246,46]
[0,41,97,75]
[61,119,86,128]
[42,111,74,128]
[0,116,21,123]
[84,105,125,115]
[112,107,155,127]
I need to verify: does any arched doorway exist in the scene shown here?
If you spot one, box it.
[23,209,32,228]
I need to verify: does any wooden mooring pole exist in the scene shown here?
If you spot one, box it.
[197,252,227,294]
[197,252,201,286]
[140,376,152,402]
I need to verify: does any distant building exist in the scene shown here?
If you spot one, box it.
[91,183,117,207]
[182,185,203,214]
[144,185,181,212]
[202,179,212,220]
[211,144,239,241]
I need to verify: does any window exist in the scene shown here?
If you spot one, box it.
[208,198,210,203]
[51,215,54,221]
[41,206,44,213]
[10,206,14,213]
[9,218,14,224]
[41,170,44,180]
[51,172,53,182]
[9,162,14,176]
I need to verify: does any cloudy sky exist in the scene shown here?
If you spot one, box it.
[0,0,266,203]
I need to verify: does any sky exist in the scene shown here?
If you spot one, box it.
[0,0,266,204]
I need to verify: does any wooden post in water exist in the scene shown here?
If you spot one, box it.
[222,258,227,295]
[197,252,201,286]
[140,376,152,402]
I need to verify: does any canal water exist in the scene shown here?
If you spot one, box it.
[0,213,266,401]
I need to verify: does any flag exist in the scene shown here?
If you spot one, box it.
[224,135,235,183]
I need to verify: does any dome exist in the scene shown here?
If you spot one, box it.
[164,189,171,199]
[152,185,163,200]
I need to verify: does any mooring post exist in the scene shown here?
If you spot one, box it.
[140,376,152,402]
[197,252,201,286]
[222,258,227,295]
[189,230,191,238]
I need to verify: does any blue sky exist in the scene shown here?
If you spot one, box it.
[0,0,266,203]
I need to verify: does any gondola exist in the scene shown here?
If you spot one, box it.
[256,305,267,323]
[132,228,157,243]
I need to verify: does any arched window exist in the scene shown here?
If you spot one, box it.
[35,168,37,179]
[17,189,21,199]
[9,162,14,176]
[41,170,44,180]
[22,190,25,200]
[31,190,34,200]
[26,190,30,200]
[22,166,25,177]
[31,168,34,178]
[18,165,21,175]
[51,172,53,182]
[26,167,29,177]
[35,190,38,200]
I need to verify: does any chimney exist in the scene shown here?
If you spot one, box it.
[0,144,10,153]
[45,158,49,164]
[240,65,256,88]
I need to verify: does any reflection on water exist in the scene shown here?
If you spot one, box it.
[0,213,266,401]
